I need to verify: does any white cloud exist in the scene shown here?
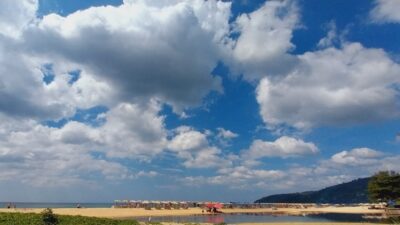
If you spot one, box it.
[1,0,399,199]
[330,148,383,166]
[136,170,158,178]
[0,0,237,186]
[0,0,38,38]
[22,0,233,113]
[168,126,209,152]
[243,136,319,159]
[317,21,339,49]
[0,101,167,186]
[97,101,168,160]
[0,119,129,187]
[217,127,238,139]
[180,147,399,193]
[229,0,299,80]
[168,126,231,168]
[182,146,228,168]
[370,0,400,23]
[181,166,285,189]
[0,34,115,121]
[215,127,238,147]
[257,43,400,130]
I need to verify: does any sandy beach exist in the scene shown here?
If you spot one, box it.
[0,206,384,219]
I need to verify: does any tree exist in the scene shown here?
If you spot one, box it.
[368,171,400,203]
[41,208,59,225]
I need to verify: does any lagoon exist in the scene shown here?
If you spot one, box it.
[134,213,384,224]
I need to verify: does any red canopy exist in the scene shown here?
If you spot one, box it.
[205,202,223,209]
[214,203,223,209]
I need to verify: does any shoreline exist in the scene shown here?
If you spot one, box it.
[0,206,385,219]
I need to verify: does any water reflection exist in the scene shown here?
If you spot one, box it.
[135,212,385,224]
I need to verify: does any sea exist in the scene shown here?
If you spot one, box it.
[0,202,112,208]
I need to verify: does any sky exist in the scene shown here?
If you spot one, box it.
[0,0,399,203]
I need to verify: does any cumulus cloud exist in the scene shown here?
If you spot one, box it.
[215,127,238,147]
[370,0,400,23]
[0,101,167,186]
[21,0,233,113]
[179,136,320,191]
[330,148,383,166]
[0,118,128,187]
[181,147,399,193]
[0,0,37,38]
[168,126,231,168]
[285,148,399,190]
[0,0,234,186]
[229,0,299,80]
[243,136,319,159]
[97,101,168,160]
[182,166,285,189]
[317,21,339,49]
[0,34,115,121]
[217,127,238,139]
[257,43,400,130]
[1,0,399,198]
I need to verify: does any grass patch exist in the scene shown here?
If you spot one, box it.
[0,212,139,225]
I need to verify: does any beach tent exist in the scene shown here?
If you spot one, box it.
[205,202,223,209]
[214,203,223,209]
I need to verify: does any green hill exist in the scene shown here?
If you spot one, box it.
[255,177,370,204]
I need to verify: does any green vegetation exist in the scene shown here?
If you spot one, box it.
[390,217,400,224]
[379,217,400,224]
[0,211,139,225]
[368,171,400,203]
[255,177,370,204]
[145,222,162,225]
[42,208,59,225]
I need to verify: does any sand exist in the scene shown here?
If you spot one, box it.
[0,206,384,219]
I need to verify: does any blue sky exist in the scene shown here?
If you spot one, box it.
[0,0,399,203]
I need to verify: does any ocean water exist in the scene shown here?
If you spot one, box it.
[134,213,384,224]
[0,202,112,208]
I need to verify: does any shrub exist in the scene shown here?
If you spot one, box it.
[41,208,59,225]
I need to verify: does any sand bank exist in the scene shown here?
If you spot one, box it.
[0,206,384,219]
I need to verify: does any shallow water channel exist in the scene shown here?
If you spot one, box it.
[134,212,385,224]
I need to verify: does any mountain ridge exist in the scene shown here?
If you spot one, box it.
[254,177,370,204]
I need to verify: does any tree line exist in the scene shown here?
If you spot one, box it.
[368,171,400,205]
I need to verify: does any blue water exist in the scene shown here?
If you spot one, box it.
[135,213,383,224]
[0,202,112,208]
